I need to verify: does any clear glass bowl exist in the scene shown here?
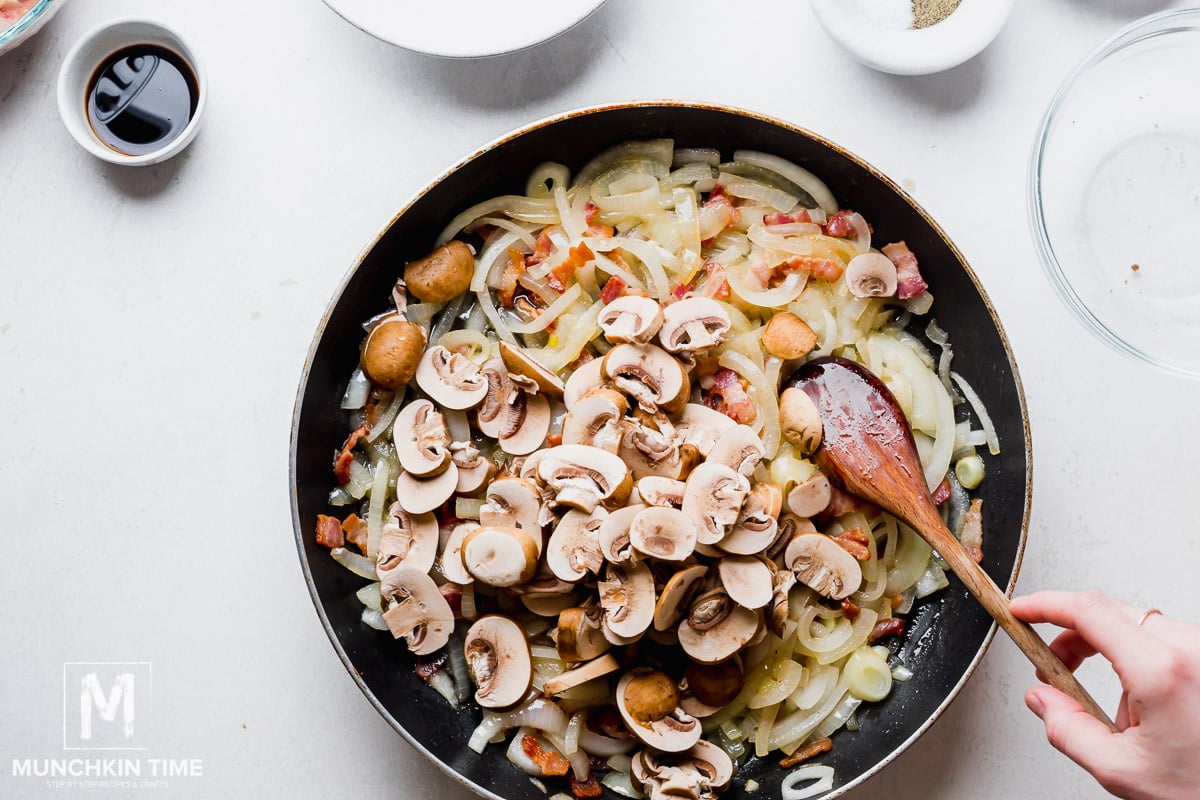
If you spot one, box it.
[1030,9,1200,378]
[0,0,63,56]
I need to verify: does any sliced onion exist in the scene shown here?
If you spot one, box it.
[781,765,836,800]
[574,139,674,190]
[360,607,387,631]
[555,186,587,243]
[601,771,643,799]
[364,390,404,444]
[427,670,460,709]
[437,196,559,244]
[578,727,637,757]
[951,371,1000,455]
[718,172,798,212]
[429,292,468,346]
[719,348,780,456]
[844,211,872,254]
[469,714,506,754]
[564,711,584,755]
[733,150,839,215]
[508,284,583,335]
[506,728,543,775]
[477,230,528,292]
[364,459,393,559]
[526,162,571,198]
[586,236,674,300]
[661,163,717,191]
[673,147,721,167]
[726,262,808,308]
[456,496,484,520]
[356,582,382,612]
[331,547,377,581]
[340,369,371,410]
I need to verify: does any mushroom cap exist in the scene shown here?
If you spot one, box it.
[779,386,823,455]
[405,240,475,303]
[463,614,534,709]
[497,390,552,456]
[602,343,691,414]
[439,521,477,584]
[561,388,628,453]
[845,251,899,298]
[719,482,783,555]
[451,443,495,495]
[785,532,863,600]
[681,462,751,545]
[717,555,774,610]
[461,525,540,587]
[619,419,700,481]
[632,740,735,796]
[598,561,656,639]
[684,658,744,708]
[677,589,761,664]
[361,319,427,391]
[379,566,455,655]
[480,477,544,534]
[635,476,686,508]
[787,473,832,517]
[498,341,565,398]
[706,424,766,477]
[629,506,698,562]
[761,311,818,360]
[546,508,608,582]
[767,514,817,568]
[537,444,631,514]
[653,564,708,632]
[675,403,738,457]
[563,357,607,408]
[556,604,611,662]
[394,462,459,514]
[597,504,647,564]
[376,502,440,576]
[393,399,452,478]
[658,297,732,354]
[616,670,702,753]
[598,295,664,344]
[415,345,489,410]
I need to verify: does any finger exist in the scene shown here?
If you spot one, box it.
[1026,687,1126,773]
[1048,629,1098,673]
[1011,591,1151,672]
[1116,690,1132,729]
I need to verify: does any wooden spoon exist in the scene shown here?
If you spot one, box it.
[787,356,1117,731]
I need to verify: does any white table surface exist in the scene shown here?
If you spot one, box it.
[2,1,1197,798]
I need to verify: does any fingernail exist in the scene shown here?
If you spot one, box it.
[1027,691,1045,717]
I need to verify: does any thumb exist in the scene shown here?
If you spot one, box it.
[1027,687,1124,772]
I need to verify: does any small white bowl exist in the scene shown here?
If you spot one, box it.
[57,18,207,166]
[810,0,1013,76]
[0,0,66,58]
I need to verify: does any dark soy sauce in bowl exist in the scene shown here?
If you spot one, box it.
[86,44,199,156]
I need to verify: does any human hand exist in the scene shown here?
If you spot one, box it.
[1011,591,1200,800]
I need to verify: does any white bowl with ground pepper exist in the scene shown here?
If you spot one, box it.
[810,0,1013,75]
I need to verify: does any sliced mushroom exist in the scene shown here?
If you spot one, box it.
[717,555,774,610]
[480,477,544,534]
[787,473,832,517]
[616,669,702,752]
[845,252,899,298]
[767,569,796,636]
[461,525,540,587]
[361,317,426,390]
[653,565,708,632]
[597,504,647,564]
[415,345,489,410]
[779,386,823,455]
[521,590,582,617]
[598,561,656,639]
[629,506,698,562]
[636,476,686,508]
[561,388,628,453]
[405,240,475,303]
[463,614,534,709]
[439,521,477,584]
[376,502,439,575]
[767,514,817,568]
[681,463,751,545]
[546,508,607,582]
[632,740,734,800]
[393,399,452,478]
[619,418,701,481]
[706,425,766,477]
[450,441,495,495]
[684,658,744,708]
[542,653,620,696]
[719,481,783,555]
[537,444,632,513]
[556,603,611,662]
[658,297,732,354]
[394,463,459,514]
[563,357,607,408]
[379,566,455,655]
[677,589,761,664]
[498,341,565,398]
[785,532,863,600]
[675,403,738,457]
[598,295,664,344]
[761,311,818,360]
[602,343,690,414]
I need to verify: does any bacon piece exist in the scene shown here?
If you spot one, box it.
[314,515,344,548]
[671,283,691,301]
[569,775,603,798]
[840,598,861,621]
[701,262,731,300]
[548,242,595,292]
[961,498,984,564]
[439,584,463,619]
[342,513,368,554]
[793,256,844,282]
[333,424,370,485]
[587,223,615,238]
[498,248,527,308]
[584,202,600,225]
[701,368,756,424]
[414,650,447,680]
[823,210,856,238]
[525,231,555,268]
[522,734,571,777]
[764,209,812,225]
[834,527,871,560]
[600,275,626,304]
[931,477,951,506]
[882,241,928,299]
[779,737,832,768]
[869,617,905,643]
[817,484,880,523]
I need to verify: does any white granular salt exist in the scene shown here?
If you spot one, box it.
[856,0,914,29]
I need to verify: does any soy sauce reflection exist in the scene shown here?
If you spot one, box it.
[86,44,199,156]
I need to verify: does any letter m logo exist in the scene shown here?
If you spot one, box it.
[81,672,135,740]
[63,663,151,750]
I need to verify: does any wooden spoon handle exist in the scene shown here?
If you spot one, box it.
[915,509,1118,732]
